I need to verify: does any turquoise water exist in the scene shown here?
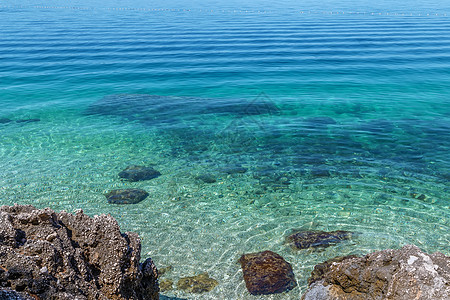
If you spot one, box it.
[1,0,449,299]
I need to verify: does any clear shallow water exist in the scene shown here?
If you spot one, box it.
[0,0,449,299]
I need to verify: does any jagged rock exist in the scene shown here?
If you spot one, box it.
[0,289,34,300]
[302,245,450,300]
[119,165,161,182]
[285,230,353,250]
[0,204,159,300]
[176,272,218,293]
[239,250,297,295]
[105,189,149,204]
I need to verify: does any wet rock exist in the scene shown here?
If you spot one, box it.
[0,289,35,300]
[196,174,216,183]
[302,245,450,300]
[286,230,353,250]
[0,118,12,124]
[160,279,173,292]
[105,189,149,204]
[119,165,161,182]
[160,295,187,300]
[158,265,173,276]
[307,255,359,286]
[0,204,159,300]
[239,250,297,295]
[176,272,218,293]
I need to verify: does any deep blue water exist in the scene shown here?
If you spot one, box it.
[0,1,449,299]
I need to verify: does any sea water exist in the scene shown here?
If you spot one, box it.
[0,0,449,299]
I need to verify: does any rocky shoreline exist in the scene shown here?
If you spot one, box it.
[0,204,158,300]
[1,205,449,299]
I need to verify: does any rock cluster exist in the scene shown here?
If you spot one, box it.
[302,245,450,300]
[0,204,159,300]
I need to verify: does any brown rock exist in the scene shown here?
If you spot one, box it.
[286,230,353,250]
[239,250,297,295]
[302,245,450,300]
[160,279,174,292]
[177,272,218,293]
[0,204,159,299]
[158,265,173,277]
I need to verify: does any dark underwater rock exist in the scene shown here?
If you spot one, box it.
[301,245,450,300]
[358,119,395,134]
[119,165,161,182]
[286,230,353,250]
[0,118,12,124]
[0,204,159,300]
[105,188,149,204]
[195,173,217,183]
[85,94,280,125]
[239,250,297,295]
[220,165,248,174]
[176,272,218,293]
[16,119,40,123]
[304,116,337,126]
[310,167,331,177]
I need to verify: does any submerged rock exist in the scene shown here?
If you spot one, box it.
[85,94,280,124]
[220,165,248,174]
[0,204,159,300]
[0,118,12,124]
[304,116,337,126]
[239,250,297,295]
[195,173,217,183]
[16,118,40,123]
[105,188,149,204]
[119,165,161,182]
[310,167,331,178]
[286,230,353,250]
[160,279,174,292]
[302,245,450,300]
[176,272,218,293]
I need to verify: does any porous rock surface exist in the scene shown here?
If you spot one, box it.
[302,245,450,300]
[0,204,159,300]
